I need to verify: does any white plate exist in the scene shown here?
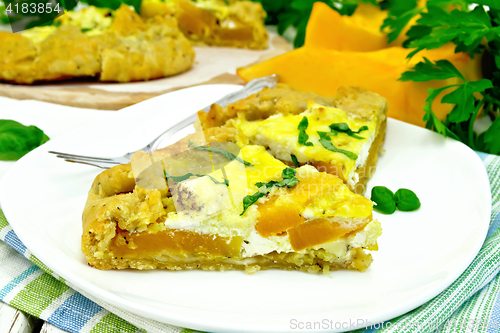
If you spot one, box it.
[0,85,491,332]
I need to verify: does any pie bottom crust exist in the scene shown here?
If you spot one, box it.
[86,247,373,274]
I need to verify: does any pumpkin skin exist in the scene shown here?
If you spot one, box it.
[237,44,482,127]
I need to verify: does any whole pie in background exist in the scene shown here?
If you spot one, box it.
[0,0,269,84]
[0,5,195,84]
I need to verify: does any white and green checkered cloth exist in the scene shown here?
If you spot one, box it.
[0,152,499,333]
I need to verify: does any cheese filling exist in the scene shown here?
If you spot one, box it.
[228,103,378,188]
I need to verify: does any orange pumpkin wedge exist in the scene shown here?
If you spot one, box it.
[255,196,306,237]
[305,1,422,51]
[288,218,367,251]
[305,2,389,51]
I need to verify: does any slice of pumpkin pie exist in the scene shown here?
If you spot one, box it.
[82,128,381,273]
[198,84,388,194]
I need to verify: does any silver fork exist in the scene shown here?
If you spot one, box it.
[49,74,279,169]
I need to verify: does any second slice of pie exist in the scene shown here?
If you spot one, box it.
[198,84,388,193]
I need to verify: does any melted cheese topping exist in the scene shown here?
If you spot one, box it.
[230,102,378,188]
[20,26,57,43]
[56,6,113,35]
[20,6,113,43]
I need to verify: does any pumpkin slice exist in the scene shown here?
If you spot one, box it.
[288,219,367,251]
[255,196,306,237]
[305,1,419,51]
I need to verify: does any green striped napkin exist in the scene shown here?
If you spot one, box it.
[0,152,498,333]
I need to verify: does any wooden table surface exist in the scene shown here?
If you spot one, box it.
[1,302,66,333]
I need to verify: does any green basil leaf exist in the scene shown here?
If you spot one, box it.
[317,131,358,160]
[0,119,50,161]
[394,188,421,212]
[291,154,300,168]
[188,140,253,166]
[371,186,396,214]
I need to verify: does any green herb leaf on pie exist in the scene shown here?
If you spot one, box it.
[329,122,368,139]
[206,175,230,186]
[297,116,313,146]
[188,140,253,166]
[164,171,229,186]
[291,154,300,168]
[240,167,299,215]
[317,131,358,160]
[241,192,266,216]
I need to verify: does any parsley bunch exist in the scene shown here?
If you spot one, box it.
[385,0,500,154]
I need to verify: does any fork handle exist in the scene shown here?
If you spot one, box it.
[139,74,280,155]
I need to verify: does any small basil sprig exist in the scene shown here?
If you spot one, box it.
[164,171,229,186]
[317,131,358,160]
[329,123,368,140]
[370,186,396,214]
[188,140,253,166]
[0,120,50,161]
[371,186,420,214]
[297,116,313,146]
[240,167,299,215]
[291,154,300,168]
